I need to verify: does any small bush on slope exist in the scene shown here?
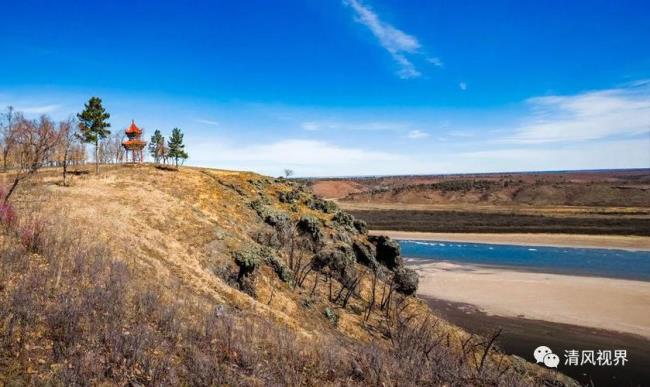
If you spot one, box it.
[393,267,419,296]
[332,210,356,231]
[297,215,323,242]
[267,253,293,283]
[369,235,403,269]
[233,247,264,296]
[306,196,338,213]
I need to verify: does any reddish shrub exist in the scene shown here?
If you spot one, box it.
[19,218,47,253]
[0,202,16,228]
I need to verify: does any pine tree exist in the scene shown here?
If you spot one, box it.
[148,130,165,164]
[77,97,111,174]
[167,127,188,168]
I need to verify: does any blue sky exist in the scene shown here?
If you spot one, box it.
[1,0,649,176]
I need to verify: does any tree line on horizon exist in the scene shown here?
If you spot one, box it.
[0,96,189,203]
[148,127,188,168]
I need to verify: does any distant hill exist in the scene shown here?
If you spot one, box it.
[308,169,650,235]
[310,169,650,206]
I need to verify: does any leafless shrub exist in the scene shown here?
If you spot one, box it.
[3,115,62,203]
[251,224,282,249]
[135,289,160,317]
[46,293,84,361]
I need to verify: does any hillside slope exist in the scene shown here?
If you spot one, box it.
[0,165,575,385]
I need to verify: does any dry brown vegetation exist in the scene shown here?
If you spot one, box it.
[347,208,650,235]
[310,170,650,204]
[308,170,650,236]
[0,165,575,385]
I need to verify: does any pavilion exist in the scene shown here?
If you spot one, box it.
[122,120,146,163]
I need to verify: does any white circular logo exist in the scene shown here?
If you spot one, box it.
[543,353,560,368]
[534,346,553,363]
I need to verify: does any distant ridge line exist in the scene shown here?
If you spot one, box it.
[300,168,650,180]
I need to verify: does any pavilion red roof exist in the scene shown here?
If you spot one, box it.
[125,120,142,135]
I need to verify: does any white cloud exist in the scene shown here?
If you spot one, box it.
[343,0,424,79]
[218,139,399,163]
[190,139,407,176]
[447,130,473,138]
[393,53,421,79]
[16,104,62,114]
[301,121,320,131]
[300,120,407,132]
[626,79,650,88]
[195,118,219,126]
[459,82,467,91]
[460,139,650,171]
[407,129,429,139]
[506,84,650,144]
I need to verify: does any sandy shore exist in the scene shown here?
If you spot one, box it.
[371,230,650,251]
[422,296,650,386]
[410,260,650,339]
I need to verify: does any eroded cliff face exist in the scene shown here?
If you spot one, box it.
[0,164,576,385]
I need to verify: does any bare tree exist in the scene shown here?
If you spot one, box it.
[58,118,77,186]
[69,142,87,167]
[284,169,294,178]
[1,106,17,172]
[95,131,123,164]
[365,267,379,321]
[3,115,61,203]
[97,137,114,164]
[109,131,125,163]
[160,142,169,165]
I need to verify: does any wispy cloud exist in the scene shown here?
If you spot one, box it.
[459,82,467,91]
[343,0,428,79]
[300,120,408,132]
[17,104,62,114]
[216,139,399,163]
[407,129,429,139]
[301,121,320,131]
[447,130,473,138]
[195,118,219,126]
[505,83,650,144]
[191,139,405,176]
[460,139,650,171]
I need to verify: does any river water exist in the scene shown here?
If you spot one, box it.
[399,240,650,281]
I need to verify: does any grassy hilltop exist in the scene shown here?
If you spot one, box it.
[0,164,575,385]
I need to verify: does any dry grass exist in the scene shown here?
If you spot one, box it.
[0,164,577,385]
